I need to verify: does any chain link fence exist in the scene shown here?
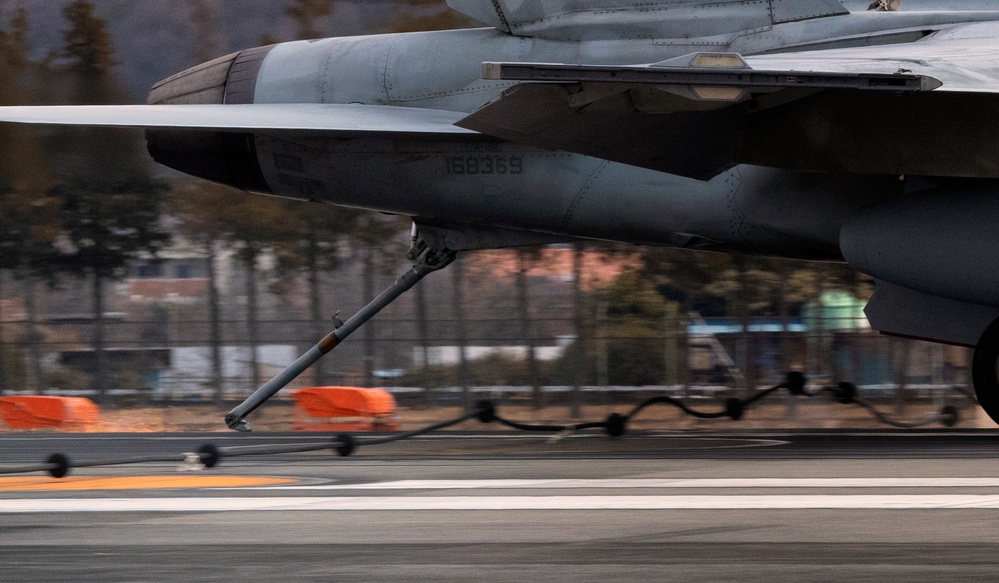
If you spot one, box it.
[0,254,982,429]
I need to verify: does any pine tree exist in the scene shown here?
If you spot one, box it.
[171,180,228,403]
[60,0,116,77]
[184,0,228,401]
[188,0,225,63]
[0,5,53,273]
[383,0,477,33]
[0,7,58,394]
[45,0,170,400]
[515,249,542,408]
[173,180,293,394]
[285,0,333,40]
[0,6,30,68]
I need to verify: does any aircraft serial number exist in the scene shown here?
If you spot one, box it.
[444,155,523,175]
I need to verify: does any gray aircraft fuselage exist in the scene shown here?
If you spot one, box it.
[150,7,997,261]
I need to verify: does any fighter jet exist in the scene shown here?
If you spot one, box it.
[4,0,999,428]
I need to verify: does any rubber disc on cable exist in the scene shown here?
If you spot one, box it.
[334,434,356,457]
[198,444,221,468]
[46,453,70,479]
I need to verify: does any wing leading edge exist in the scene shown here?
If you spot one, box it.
[0,103,479,137]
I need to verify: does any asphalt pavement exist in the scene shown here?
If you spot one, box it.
[1,430,999,582]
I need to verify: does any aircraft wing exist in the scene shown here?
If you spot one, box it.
[744,21,999,93]
[459,21,999,179]
[0,103,479,137]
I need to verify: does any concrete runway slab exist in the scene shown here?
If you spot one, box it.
[1,430,999,582]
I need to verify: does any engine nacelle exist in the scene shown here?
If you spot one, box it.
[840,189,999,307]
[145,46,274,194]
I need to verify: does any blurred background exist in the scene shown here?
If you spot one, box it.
[0,0,981,430]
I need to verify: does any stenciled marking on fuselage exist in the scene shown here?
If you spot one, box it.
[462,142,504,153]
[278,173,327,198]
[444,154,524,175]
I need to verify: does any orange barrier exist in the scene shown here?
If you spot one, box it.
[0,396,100,430]
[291,387,401,432]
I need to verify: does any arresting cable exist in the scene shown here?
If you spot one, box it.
[0,372,970,478]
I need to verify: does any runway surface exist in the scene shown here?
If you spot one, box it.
[2,429,999,582]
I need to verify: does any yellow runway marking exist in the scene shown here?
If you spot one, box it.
[0,476,298,491]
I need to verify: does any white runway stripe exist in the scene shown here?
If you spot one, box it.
[254,478,999,490]
[5,495,999,512]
